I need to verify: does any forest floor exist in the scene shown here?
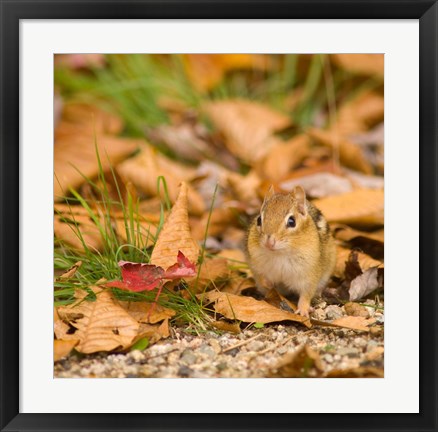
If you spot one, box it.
[55,299,384,378]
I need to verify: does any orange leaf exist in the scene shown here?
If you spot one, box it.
[204,99,291,164]
[151,182,200,270]
[202,291,311,328]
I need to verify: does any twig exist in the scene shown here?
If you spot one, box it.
[222,334,262,353]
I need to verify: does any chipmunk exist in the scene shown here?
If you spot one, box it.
[246,186,336,317]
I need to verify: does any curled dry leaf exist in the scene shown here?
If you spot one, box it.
[335,247,383,278]
[312,189,384,226]
[269,345,324,378]
[349,267,383,301]
[134,319,171,346]
[264,289,297,313]
[117,145,204,216]
[204,99,291,165]
[54,339,79,362]
[57,261,82,281]
[202,291,311,328]
[151,182,200,270]
[57,287,140,354]
[332,224,384,260]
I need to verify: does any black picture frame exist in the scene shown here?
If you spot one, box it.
[1,1,436,431]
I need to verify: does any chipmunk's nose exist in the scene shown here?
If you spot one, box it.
[265,235,276,250]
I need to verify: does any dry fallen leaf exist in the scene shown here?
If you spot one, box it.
[117,146,205,215]
[117,301,175,324]
[281,172,353,198]
[211,320,242,334]
[183,54,271,91]
[57,287,140,354]
[54,135,140,201]
[57,261,82,280]
[330,316,373,332]
[204,99,291,164]
[269,345,324,378]
[55,102,123,139]
[151,182,200,270]
[133,319,170,346]
[226,170,262,207]
[349,267,383,301]
[335,247,383,278]
[187,257,230,292]
[313,189,384,226]
[147,122,214,162]
[331,54,384,78]
[308,128,373,174]
[202,291,311,328]
[54,339,79,362]
[332,224,384,260]
[106,251,196,292]
[259,135,310,182]
[54,207,156,253]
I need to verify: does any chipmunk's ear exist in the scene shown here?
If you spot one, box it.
[292,186,307,216]
[263,185,275,205]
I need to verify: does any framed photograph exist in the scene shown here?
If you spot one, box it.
[1,1,436,431]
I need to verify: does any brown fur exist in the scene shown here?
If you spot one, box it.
[246,186,336,317]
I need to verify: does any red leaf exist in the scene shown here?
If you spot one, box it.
[106,262,163,292]
[163,251,197,280]
[105,252,196,293]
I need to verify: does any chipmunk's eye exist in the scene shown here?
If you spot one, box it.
[257,215,262,227]
[286,216,296,228]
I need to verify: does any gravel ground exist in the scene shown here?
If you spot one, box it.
[55,304,384,378]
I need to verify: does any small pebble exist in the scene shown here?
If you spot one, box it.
[312,308,326,320]
[325,305,344,320]
[246,340,265,352]
[180,349,197,365]
[178,365,193,377]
